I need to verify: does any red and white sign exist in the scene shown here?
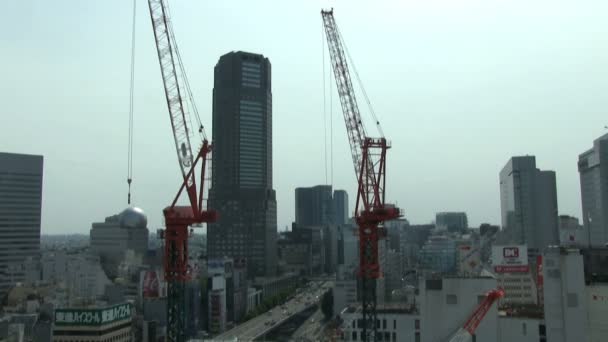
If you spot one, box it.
[142,270,159,298]
[503,247,519,258]
[492,245,528,273]
[494,265,529,273]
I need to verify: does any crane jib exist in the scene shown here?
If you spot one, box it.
[322,9,401,342]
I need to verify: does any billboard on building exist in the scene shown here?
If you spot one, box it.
[458,244,481,275]
[55,303,132,326]
[140,269,167,299]
[492,245,529,273]
[142,270,160,298]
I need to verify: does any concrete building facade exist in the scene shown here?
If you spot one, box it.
[333,190,349,225]
[558,215,585,246]
[42,251,111,305]
[340,306,419,342]
[419,235,457,274]
[90,208,149,278]
[435,212,468,233]
[339,277,499,342]
[497,317,545,342]
[0,152,43,300]
[208,51,277,277]
[496,272,537,305]
[578,133,608,247]
[419,277,499,342]
[542,246,589,342]
[499,156,559,251]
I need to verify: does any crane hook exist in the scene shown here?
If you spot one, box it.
[127,178,132,205]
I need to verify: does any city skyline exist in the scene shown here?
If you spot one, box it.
[2,0,608,234]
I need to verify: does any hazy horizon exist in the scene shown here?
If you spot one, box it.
[2,0,607,234]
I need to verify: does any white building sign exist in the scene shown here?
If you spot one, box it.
[492,245,529,273]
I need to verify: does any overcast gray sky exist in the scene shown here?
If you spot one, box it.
[2,0,607,234]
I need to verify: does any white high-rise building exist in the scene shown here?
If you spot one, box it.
[578,133,608,247]
[543,246,589,342]
[0,152,43,300]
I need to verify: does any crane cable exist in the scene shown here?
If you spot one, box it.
[322,20,328,185]
[335,24,385,138]
[127,0,136,205]
[165,1,207,142]
[322,19,335,187]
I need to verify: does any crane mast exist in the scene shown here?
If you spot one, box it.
[147,1,217,341]
[322,9,400,342]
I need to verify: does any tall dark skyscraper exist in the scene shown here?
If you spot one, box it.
[295,186,349,226]
[295,185,333,226]
[207,51,277,277]
[333,190,349,225]
[0,152,43,299]
[499,156,559,251]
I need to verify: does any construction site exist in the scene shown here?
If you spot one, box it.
[2,1,607,342]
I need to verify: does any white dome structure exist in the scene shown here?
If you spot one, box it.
[119,207,148,229]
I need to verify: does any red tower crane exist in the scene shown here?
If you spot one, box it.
[321,9,400,342]
[447,288,505,342]
[146,1,217,341]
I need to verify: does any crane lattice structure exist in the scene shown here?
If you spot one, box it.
[321,9,400,342]
[447,288,505,342]
[147,1,217,341]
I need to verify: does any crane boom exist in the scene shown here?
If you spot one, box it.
[148,0,196,195]
[447,288,505,342]
[322,9,400,342]
[147,1,217,341]
[321,10,367,176]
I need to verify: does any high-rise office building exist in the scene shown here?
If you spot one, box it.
[499,156,559,251]
[295,185,333,226]
[333,190,349,225]
[207,51,277,277]
[0,152,43,300]
[295,186,349,226]
[435,212,468,232]
[578,133,608,247]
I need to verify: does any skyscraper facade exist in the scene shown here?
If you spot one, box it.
[333,190,349,225]
[435,212,468,232]
[208,51,277,277]
[0,152,43,299]
[295,185,333,226]
[499,156,559,251]
[578,133,608,247]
